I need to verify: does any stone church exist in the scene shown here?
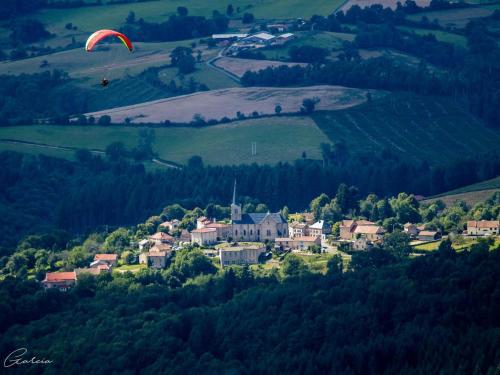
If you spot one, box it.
[230,182,288,242]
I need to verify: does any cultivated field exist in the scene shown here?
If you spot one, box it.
[423,176,500,206]
[85,85,375,123]
[0,116,329,165]
[213,57,306,77]
[407,7,494,28]
[159,62,240,89]
[338,0,430,12]
[312,93,500,165]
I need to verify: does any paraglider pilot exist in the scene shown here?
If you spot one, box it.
[100,77,109,87]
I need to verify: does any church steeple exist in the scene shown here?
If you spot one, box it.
[232,179,237,205]
[231,179,241,222]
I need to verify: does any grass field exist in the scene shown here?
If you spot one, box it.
[311,93,500,165]
[260,31,356,61]
[159,62,239,90]
[397,26,467,48]
[423,176,500,206]
[85,85,373,123]
[0,116,329,165]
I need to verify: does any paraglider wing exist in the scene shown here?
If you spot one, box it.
[85,29,133,52]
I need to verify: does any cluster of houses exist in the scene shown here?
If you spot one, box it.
[39,182,500,290]
[334,219,387,251]
[212,31,296,56]
[42,253,118,291]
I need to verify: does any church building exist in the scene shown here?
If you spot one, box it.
[230,181,288,242]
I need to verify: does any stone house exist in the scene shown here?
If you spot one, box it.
[191,227,218,246]
[219,244,266,267]
[467,220,499,236]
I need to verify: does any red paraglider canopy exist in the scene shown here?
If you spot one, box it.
[85,29,133,52]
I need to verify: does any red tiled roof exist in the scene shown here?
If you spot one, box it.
[94,254,117,261]
[150,232,174,241]
[467,220,499,228]
[294,236,320,242]
[354,225,385,234]
[45,272,76,282]
[419,230,439,236]
[97,264,110,270]
[191,228,217,233]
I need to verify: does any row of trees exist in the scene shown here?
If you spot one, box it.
[1,147,500,249]
[120,8,229,43]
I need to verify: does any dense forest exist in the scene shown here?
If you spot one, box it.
[1,148,499,249]
[1,242,499,374]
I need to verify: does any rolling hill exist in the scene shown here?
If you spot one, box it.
[422,176,500,206]
[311,93,500,165]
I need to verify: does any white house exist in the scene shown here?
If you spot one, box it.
[191,227,218,246]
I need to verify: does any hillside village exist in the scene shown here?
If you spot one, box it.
[42,184,500,290]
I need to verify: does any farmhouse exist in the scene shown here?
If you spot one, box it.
[139,251,171,269]
[417,230,441,242]
[467,220,499,236]
[275,33,296,45]
[191,227,218,246]
[267,24,290,33]
[93,253,118,266]
[403,223,420,237]
[352,237,373,251]
[275,236,321,251]
[340,220,381,240]
[219,244,266,267]
[354,225,385,241]
[160,219,180,232]
[241,32,276,45]
[42,272,77,291]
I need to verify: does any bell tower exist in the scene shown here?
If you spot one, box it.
[231,180,241,222]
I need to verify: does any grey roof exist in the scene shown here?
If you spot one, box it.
[233,212,286,225]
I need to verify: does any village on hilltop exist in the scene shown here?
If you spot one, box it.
[42,183,500,290]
